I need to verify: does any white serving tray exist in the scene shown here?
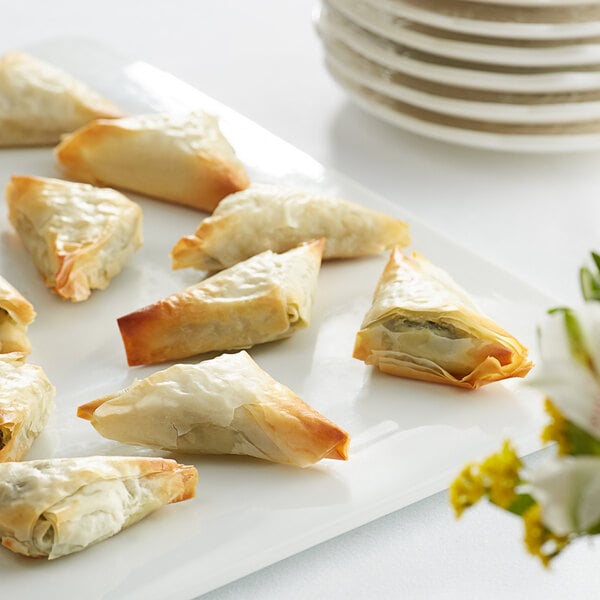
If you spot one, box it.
[0,38,550,599]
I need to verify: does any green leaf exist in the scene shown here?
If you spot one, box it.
[581,268,595,301]
[548,308,594,371]
[586,520,600,535]
[580,252,600,302]
[565,420,600,456]
[580,267,600,302]
[506,493,536,517]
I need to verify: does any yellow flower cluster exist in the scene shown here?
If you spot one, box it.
[449,441,522,517]
[450,442,571,566]
[449,463,484,518]
[541,398,570,455]
[523,505,569,567]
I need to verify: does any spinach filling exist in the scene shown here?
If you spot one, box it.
[0,426,11,451]
[383,317,467,340]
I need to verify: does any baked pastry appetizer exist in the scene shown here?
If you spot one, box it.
[0,353,55,462]
[171,184,410,270]
[0,276,36,355]
[353,249,533,389]
[0,51,122,147]
[78,351,350,467]
[54,110,250,211]
[5,176,143,302]
[118,239,324,365]
[0,456,197,559]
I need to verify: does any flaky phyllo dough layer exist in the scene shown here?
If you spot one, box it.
[353,249,532,389]
[171,184,410,270]
[0,456,197,559]
[0,51,122,147]
[118,239,325,365]
[5,176,143,302]
[0,353,55,462]
[54,110,249,211]
[78,351,350,467]
[0,275,36,355]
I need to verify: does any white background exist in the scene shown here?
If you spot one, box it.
[3,1,600,598]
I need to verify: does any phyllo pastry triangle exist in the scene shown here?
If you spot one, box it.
[0,353,55,462]
[171,184,410,270]
[118,238,325,366]
[353,249,533,389]
[0,51,122,147]
[0,276,36,355]
[54,110,250,211]
[0,456,197,559]
[78,351,350,467]
[5,176,143,302]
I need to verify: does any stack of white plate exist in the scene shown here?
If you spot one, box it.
[315,0,600,152]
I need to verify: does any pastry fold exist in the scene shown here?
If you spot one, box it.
[353,249,532,389]
[5,176,143,302]
[171,184,410,270]
[78,351,350,467]
[0,353,55,462]
[54,110,249,211]
[118,239,324,365]
[0,456,197,559]
[0,276,36,355]
[0,51,122,147]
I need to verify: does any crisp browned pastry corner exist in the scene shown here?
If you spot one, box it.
[171,183,410,270]
[5,175,143,302]
[0,51,122,147]
[118,238,325,365]
[54,110,250,211]
[0,353,55,462]
[0,456,197,559]
[78,351,350,467]
[0,275,36,355]
[353,248,533,389]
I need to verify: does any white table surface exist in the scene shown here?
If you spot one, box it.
[4,1,600,598]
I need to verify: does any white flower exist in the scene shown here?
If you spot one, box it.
[528,304,600,440]
[449,255,600,565]
[529,456,600,536]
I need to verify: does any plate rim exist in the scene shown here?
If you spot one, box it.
[358,0,600,40]
[322,0,600,75]
[322,36,600,124]
[326,60,600,152]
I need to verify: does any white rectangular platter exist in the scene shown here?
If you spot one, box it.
[0,38,551,600]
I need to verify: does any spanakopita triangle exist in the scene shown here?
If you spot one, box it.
[0,51,122,147]
[0,456,197,559]
[0,275,36,355]
[171,184,410,270]
[353,249,532,389]
[55,110,249,211]
[0,353,55,463]
[117,238,325,365]
[78,351,350,467]
[5,176,143,302]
